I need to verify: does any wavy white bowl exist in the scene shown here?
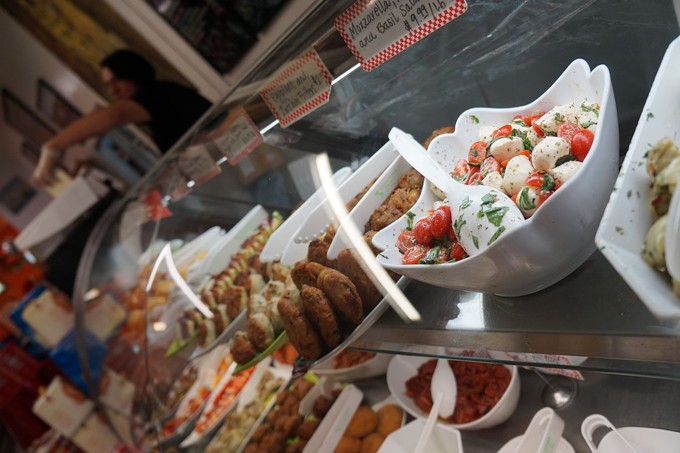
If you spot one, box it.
[374,59,619,296]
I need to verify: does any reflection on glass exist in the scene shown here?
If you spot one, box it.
[313,152,421,322]
[446,292,485,330]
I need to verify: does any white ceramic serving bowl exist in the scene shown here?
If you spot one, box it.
[311,352,391,381]
[374,59,619,296]
[386,355,520,431]
[595,36,680,323]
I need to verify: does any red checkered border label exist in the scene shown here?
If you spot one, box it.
[260,49,333,128]
[335,0,468,72]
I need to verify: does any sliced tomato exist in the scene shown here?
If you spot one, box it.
[449,241,467,261]
[451,159,471,184]
[532,123,545,137]
[557,122,580,144]
[525,172,555,193]
[397,230,417,253]
[480,156,501,177]
[491,124,513,138]
[523,113,545,125]
[414,218,433,246]
[466,170,483,185]
[537,190,554,207]
[571,129,595,161]
[447,226,456,242]
[436,246,451,262]
[430,206,452,239]
[468,141,488,165]
[402,245,429,265]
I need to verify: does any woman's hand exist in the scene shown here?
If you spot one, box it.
[32,145,61,187]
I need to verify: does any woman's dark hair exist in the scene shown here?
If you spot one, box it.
[101,50,156,85]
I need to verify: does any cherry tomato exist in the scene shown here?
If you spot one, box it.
[480,156,501,177]
[402,245,429,265]
[397,230,417,253]
[468,141,488,165]
[466,170,482,185]
[430,206,452,239]
[449,241,467,261]
[525,172,555,193]
[557,122,580,144]
[447,226,456,242]
[522,113,544,125]
[451,159,471,184]
[414,218,434,246]
[436,246,450,262]
[537,190,554,207]
[571,129,595,161]
[532,124,545,137]
[491,124,512,138]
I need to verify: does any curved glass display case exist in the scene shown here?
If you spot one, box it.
[71,0,680,449]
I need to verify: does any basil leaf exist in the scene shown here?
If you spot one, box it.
[419,246,440,264]
[518,187,536,211]
[485,136,508,152]
[510,128,534,151]
[580,104,599,117]
[405,211,416,231]
[512,118,530,127]
[470,115,479,123]
[472,235,479,249]
[541,173,556,192]
[460,197,472,210]
[485,206,509,227]
[580,120,596,129]
[488,226,506,246]
[554,112,564,123]
[481,192,497,205]
[454,215,466,239]
[554,154,577,167]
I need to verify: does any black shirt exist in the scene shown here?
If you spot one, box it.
[134,81,212,152]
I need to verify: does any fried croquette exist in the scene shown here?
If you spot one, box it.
[335,435,361,453]
[359,433,385,453]
[247,312,276,351]
[317,269,363,327]
[336,249,382,312]
[345,406,378,438]
[231,331,257,364]
[301,285,343,350]
[278,295,324,360]
[291,261,328,290]
[376,404,403,436]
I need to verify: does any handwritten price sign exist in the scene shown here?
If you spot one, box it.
[335,0,467,71]
[179,143,221,184]
[260,49,333,127]
[210,107,263,165]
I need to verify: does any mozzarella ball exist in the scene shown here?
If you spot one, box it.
[534,103,578,133]
[478,125,496,142]
[482,171,503,191]
[502,155,534,196]
[489,136,525,163]
[548,161,582,187]
[576,102,600,132]
[532,137,571,172]
[511,124,543,148]
[515,186,539,218]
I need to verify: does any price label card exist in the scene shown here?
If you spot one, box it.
[211,107,263,165]
[260,49,333,127]
[335,0,468,71]
[179,143,221,184]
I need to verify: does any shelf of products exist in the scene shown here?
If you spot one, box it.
[56,0,680,450]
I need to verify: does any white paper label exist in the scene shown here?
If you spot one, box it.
[179,144,221,183]
[260,49,333,127]
[335,0,468,71]
[210,107,263,165]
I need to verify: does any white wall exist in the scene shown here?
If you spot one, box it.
[0,9,106,229]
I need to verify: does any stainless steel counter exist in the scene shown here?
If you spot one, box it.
[353,251,680,378]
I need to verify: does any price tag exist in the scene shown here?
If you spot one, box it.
[259,49,333,127]
[211,107,263,165]
[178,143,221,184]
[335,0,468,71]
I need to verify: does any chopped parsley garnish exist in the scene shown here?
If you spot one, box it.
[626,190,632,199]
[405,211,416,231]
[470,115,480,123]
[460,196,472,210]
[646,112,654,120]
[488,226,506,246]
[481,192,497,205]
[485,206,509,227]
[554,112,565,123]
[454,215,466,239]
[518,188,536,211]
[580,120,597,129]
[555,154,577,167]
[541,173,556,192]
[477,209,484,219]
[580,104,599,117]
[472,235,479,249]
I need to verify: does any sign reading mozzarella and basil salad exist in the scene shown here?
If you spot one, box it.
[335,0,468,71]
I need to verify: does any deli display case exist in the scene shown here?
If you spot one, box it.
[63,0,680,450]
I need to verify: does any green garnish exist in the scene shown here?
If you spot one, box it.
[580,120,596,129]
[554,112,564,123]
[287,437,301,446]
[512,118,530,127]
[420,246,441,264]
[488,226,506,246]
[485,136,508,152]
[461,197,472,209]
[541,173,556,192]
[481,192,497,205]
[405,211,416,231]
[554,154,577,167]
[518,188,536,211]
[470,115,480,123]
[454,215,466,239]
[485,206,509,227]
[472,235,479,249]
[510,128,534,151]
[581,104,599,117]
